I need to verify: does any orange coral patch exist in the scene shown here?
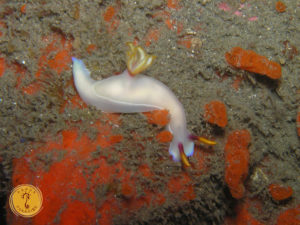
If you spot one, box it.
[204,100,228,127]
[33,156,87,225]
[268,184,293,201]
[0,57,5,77]
[103,6,115,22]
[10,117,140,225]
[103,5,120,34]
[62,129,78,149]
[121,182,135,198]
[48,49,72,74]
[167,0,181,10]
[156,130,173,143]
[38,33,73,76]
[60,201,96,225]
[143,109,170,126]
[154,193,166,205]
[168,174,196,201]
[234,201,265,225]
[98,199,120,225]
[225,47,282,79]
[139,164,153,178]
[224,130,251,199]
[86,44,97,54]
[108,135,123,144]
[20,4,26,14]
[276,1,286,13]
[12,157,33,186]
[276,205,300,225]
[20,33,73,95]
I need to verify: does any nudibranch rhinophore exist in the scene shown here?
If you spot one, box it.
[72,43,216,166]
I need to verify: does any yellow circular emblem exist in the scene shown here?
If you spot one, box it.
[9,184,43,217]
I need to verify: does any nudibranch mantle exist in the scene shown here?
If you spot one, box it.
[72,43,196,162]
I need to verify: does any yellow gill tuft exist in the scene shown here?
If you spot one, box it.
[126,42,156,76]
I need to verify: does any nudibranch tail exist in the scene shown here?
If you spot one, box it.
[189,134,217,146]
[126,42,156,76]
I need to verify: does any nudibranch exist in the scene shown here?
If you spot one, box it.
[72,43,215,166]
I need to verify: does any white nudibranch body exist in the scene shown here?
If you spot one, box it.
[72,43,196,162]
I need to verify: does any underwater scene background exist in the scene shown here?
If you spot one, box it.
[0,0,299,224]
